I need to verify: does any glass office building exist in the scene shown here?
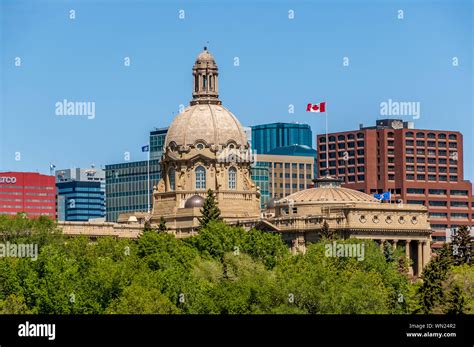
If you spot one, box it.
[150,128,168,160]
[267,144,318,178]
[56,181,105,221]
[251,161,271,208]
[55,167,106,221]
[105,160,161,222]
[251,123,312,154]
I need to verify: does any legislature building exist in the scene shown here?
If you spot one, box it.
[58,47,432,276]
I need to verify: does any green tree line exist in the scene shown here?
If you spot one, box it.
[0,190,471,314]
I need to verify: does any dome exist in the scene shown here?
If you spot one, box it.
[283,187,379,204]
[184,195,205,208]
[165,104,248,148]
[196,47,215,63]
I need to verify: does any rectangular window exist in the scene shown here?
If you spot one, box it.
[429,189,447,195]
[451,201,468,208]
[429,212,448,219]
[429,201,447,206]
[407,200,425,205]
[451,213,468,219]
[450,190,468,196]
[407,188,425,194]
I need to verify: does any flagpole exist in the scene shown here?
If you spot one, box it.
[147,146,150,214]
[325,108,329,175]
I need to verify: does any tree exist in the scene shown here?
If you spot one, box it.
[451,225,472,266]
[319,221,335,240]
[158,217,167,232]
[383,241,395,263]
[445,285,465,314]
[417,245,453,313]
[199,189,221,227]
[187,221,244,260]
[143,220,153,232]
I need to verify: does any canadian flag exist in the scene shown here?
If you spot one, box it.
[306,102,326,113]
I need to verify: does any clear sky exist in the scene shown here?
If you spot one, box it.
[1,0,472,181]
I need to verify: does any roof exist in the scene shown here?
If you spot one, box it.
[282,186,379,204]
[165,104,248,148]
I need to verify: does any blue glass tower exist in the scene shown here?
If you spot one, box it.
[251,122,312,154]
[56,180,106,221]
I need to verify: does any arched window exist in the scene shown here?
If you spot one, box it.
[195,166,206,190]
[169,168,175,190]
[228,167,237,189]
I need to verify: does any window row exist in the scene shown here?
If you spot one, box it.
[319,133,365,142]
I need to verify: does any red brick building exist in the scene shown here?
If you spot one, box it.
[0,172,56,219]
[317,119,473,249]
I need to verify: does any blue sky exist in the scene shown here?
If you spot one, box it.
[1,0,473,181]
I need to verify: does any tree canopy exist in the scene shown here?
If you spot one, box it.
[0,214,472,314]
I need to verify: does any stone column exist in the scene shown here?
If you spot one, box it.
[405,240,413,276]
[417,241,423,276]
[405,240,410,258]
[379,239,385,250]
[291,236,297,255]
[393,239,398,250]
[423,241,431,268]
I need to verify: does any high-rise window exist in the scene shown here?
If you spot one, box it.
[228,167,236,189]
[195,166,206,190]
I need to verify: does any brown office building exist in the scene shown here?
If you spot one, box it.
[317,119,473,249]
[256,153,315,200]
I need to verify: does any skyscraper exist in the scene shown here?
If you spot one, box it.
[55,167,106,221]
[105,160,161,222]
[251,122,312,154]
[0,172,56,219]
[316,119,473,249]
[150,127,168,160]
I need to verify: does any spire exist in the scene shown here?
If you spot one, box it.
[191,47,221,106]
